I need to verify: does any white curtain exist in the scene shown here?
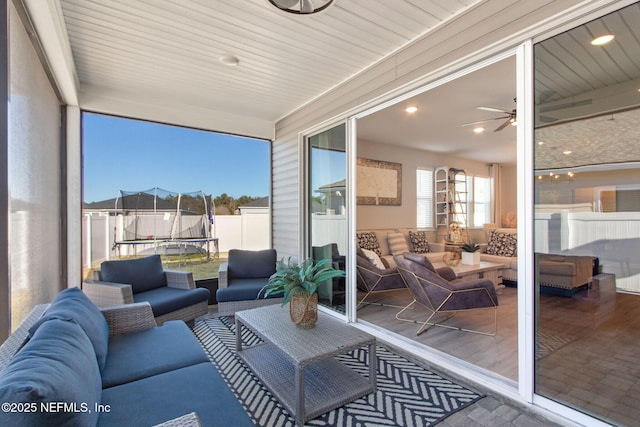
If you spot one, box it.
[489,164,502,225]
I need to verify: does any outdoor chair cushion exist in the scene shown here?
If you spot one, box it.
[101,320,209,388]
[228,248,277,279]
[98,362,255,427]
[217,278,272,302]
[100,254,166,293]
[133,286,210,317]
[0,318,102,427]
[28,287,109,372]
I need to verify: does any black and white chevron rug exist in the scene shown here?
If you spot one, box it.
[193,316,483,427]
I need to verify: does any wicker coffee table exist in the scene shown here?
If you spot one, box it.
[235,305,377,426]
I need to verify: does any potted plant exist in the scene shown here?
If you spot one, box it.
[461,242,481,265]
[260,257,345,329]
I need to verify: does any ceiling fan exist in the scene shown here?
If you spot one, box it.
[462,98,517,132]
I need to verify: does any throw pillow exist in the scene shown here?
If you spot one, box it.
[361,248,385,270]
[485,230,517,257]
[356,232,382,256]
[408,230,430,253]
[387,232,409,256]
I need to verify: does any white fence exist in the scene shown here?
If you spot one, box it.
[535,210,640,292]
[83,212,270,267]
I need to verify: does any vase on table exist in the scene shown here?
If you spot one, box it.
[289,291,318,329]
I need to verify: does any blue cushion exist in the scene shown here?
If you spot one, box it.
[28,287,109,372]
[100,255,166,293]
[228,249,276,279]
[98,362,254,427]
[0,319,102,427]
[216,278,280,302]
[102,321,209,388]
[133,287,209,317]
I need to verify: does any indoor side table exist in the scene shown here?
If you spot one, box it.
[235,305,377,426]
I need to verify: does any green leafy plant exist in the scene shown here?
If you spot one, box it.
[461,242,481,252]
[259,257,346,306]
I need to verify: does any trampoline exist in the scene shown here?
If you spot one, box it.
[113,188,218,260]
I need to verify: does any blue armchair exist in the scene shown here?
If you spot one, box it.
[216,249,283,316]
[83,255,210,327]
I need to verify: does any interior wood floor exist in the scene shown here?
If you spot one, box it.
[356,281,640,426]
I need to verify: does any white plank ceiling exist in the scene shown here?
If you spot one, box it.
[59,0,477,123]
[56,0,640,168]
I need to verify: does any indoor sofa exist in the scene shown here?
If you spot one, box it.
[0,287,253,427]
[356,228,446,268]
[479,227,518,283]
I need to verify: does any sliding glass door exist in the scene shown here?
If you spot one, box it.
[307,124,348,312]
[533,3,640,424]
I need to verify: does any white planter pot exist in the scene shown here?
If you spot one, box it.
[461,252,481,265]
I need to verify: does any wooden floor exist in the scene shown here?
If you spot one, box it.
[356,281,640,426]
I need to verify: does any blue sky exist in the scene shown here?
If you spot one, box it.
[83,113,270,203]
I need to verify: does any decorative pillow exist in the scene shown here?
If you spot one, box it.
[357,232,381,256]
[408,230,430,253]
[485,230,517,257]
[361,248,385,270]
[387,232,409,256]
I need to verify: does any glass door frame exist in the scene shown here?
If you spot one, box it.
[302,120,353,320]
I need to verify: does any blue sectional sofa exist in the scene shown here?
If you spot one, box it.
[0,287,253,427]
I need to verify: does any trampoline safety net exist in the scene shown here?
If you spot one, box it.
[115,188,214,241]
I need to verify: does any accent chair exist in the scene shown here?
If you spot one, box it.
[83,254,210,327]
[394,252,499,336]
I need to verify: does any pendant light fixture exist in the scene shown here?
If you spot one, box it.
[268,0,334,15]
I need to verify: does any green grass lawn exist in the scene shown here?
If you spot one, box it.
[84,252,229,282]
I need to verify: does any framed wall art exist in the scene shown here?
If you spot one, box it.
[356,158,402,205]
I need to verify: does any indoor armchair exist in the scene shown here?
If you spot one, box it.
[83,254,210,327]
[394,253,499,336]
[356,251,405,308]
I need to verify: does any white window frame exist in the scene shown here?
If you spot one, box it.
[467,175,491,227]
[416,168,434,229]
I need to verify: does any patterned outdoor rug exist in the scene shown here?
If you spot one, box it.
[193,316,484,427]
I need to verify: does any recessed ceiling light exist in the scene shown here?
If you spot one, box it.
[591,34,615,46]
[473,127,484,133]
[219,54,240,66]
[538,141,544,145]
[405,106,418,113]
[563,150,572,155]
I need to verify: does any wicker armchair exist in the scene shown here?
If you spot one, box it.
[83,255,210,327]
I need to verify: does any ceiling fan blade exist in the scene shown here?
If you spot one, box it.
[494,118,511,132]
[476,106,509,114]
[300,0,314,13]
[461,116,509,127]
